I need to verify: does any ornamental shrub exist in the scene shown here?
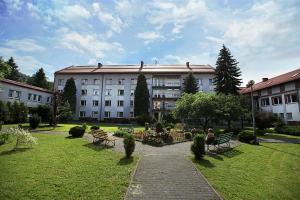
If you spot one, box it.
[238,131,256,144]
[69,126,85,137]
[29,114,41,129]
[185,132,192,140]
[191,134,205,160]
[124,134,135,158]
[113,130,129,138]
[82,123,87,131]
[90,125,99,131]
[155,122,164,133]
[161,132,173,144]
[3,128,38,148]
[0,131,10,145]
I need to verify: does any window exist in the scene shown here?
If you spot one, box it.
[117,112,123,118]
[272,96,282,105]
[118,89,124,96]
[105,89,112,96]
[58,79,64,86]
[8,90,13,98]
[104,111,110,118]
[131,78,137,85]
[130,112,134,118]
[33,94,37,101]
[81,89,87,95]
[38,95,42,102]
[261,98,270,106]
[47,97,51,103]
[15,91,21,99]
[286,113,293,120]
[93,100,99,106]
[285,93,297,104]
[118,78,125,85]
[130,100,134,107]
[209,79,213,85]
[58,90,63,93]
[198,79,203,85]
[93,89,99,96]
[105,78,112,85]
[81,79,88,85]
[94,79,100,85]
[118,100,124,107]
[80,100,86,106]
[279,113,284,119]
[130,89,134,96]
[80,111,85,117]
[28,93,32,100]
[92,111,98,118]
[105,100,111,107]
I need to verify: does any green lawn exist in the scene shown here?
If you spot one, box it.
[2,123,144,133]
[260,133,300,140]
[194,143,300,200]
[0,133,137,200]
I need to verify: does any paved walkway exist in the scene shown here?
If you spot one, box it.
[258,137,300,144]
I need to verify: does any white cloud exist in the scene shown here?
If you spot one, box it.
[137,31,164,44]
[4,39,45,52]
[55,4,91,22]
[4,0,23,13]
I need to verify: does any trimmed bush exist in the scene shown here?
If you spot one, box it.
[90,125,99,131]
[82,123,87,131]
[69,126,85,137]
[185,132,192,140]
[255,112,277,130]
[2,127,37,148]
[29,114,41,129]
[113,130,128,138]
[255,129,265,136]
[123,134,135,158]
[191,134,205,160]
[238,131,256,144]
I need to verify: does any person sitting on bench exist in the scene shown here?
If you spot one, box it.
[206,128,216,151]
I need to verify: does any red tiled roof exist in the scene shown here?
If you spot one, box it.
[240,68,300,94]
[0,79,53,94]
[55,64,215,74]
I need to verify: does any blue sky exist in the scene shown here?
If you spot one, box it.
[0,0,300,85]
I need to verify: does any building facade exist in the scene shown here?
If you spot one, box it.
[240,68,300,124]
[54,62,215,120]
[0,79,53,108]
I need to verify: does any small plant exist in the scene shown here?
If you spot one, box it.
[145,122,149,131]
[113,130,129,138]
[3,127,38,148]
[29,114,41,129]
[0,131,10,145]
[238,131,256,144]
[191,134,205,160]
[82,123,87,131]
[174,123,184,130]
[90,125,99,131]
[161,132,173,144]
[0,121,3,131]
[155,122,164,133]
[69,126,85,137]
[123,134,135,158]
[185,132,192,140]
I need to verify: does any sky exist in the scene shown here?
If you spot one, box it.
[0,0,300,86]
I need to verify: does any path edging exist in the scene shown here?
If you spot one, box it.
[124,155,142,200]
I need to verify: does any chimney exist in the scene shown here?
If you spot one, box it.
[186,62,191,69]
[140,61,144,69]
[97,63,102,68]
[262,78,268,82]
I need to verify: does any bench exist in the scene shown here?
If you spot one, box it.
[207,132,232,151]
[91,129,116,146]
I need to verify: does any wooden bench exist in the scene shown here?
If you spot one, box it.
[91,129,116,146]
[207,132,232,151]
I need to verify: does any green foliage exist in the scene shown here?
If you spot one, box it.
[123,134,135,158]
[145,122,149,131]
[161,132,173,143]
[82,123,87,131]
[155,122,164,133]
[275,125,300,136]
[29,114,41,129]
[31,68,49,89]
[185,132,192,140]
[173,93,195,119]
[142,134,164,146]
[0,100,9,123]
[255,112,277,130]
[191,134,205,160]
[57,101,73,122]
[0,101,28,123]
[3,127,37,148]
[0,57,11,79]
[69,126,85,137]
[30,105,52,124]
[183,73,198,94]
[0,131,10,145]
[213,45,242,95]
[238,131,256,144]
[90,125,99,131]
[134,74,150,117]
[4,57,21,81]
[136,114,151,126]
[63,78,76,114]
[255,129,266,136]
[113,130,129,138]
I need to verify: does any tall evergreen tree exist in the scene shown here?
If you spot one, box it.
[0,57,11,79]
[63,78,76,114]
[134,74,150,117]
[31,68,49,89]
[213,45,242,95]
[5,57,21,81]
[183,73,198,94]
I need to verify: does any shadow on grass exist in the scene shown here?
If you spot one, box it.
[0,147,32,156]
[221,148,243,158]
[207,152,223,160]
[260,144,300,158]
[82,143,113,151]
[192,157,215,168]
[118,157,134,165]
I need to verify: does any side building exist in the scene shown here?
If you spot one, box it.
[54,62,215,121]
[240,68,300,125]
[0,79,53,108]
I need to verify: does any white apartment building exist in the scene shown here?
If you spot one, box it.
[0,79,53,108]
[241,68,300,125]
[54,62,215,121]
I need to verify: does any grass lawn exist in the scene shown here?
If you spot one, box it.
[194,143,300,200]
[2,123,144,133]
[260,133,300,140]
[0,133,137,200]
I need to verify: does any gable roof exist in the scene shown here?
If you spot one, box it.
[0,79,53,94]
[55,64,215,75]
[240,68,300,94]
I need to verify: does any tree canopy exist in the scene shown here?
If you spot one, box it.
[213,45,242,95]
[31,68,49,89]
[134,73,150,117]
[5,57,21,81]
[0,57,11,79]
[62,78,77,114]
[183,73,198,94]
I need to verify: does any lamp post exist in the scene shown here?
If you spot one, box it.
[247,80,256,140]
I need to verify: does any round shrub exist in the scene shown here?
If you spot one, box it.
[113,130,128,138]
[185,132,192,140]
[29,114,41,129]
[90,125,99,131]
[124,134,135,158]
[191,134,205,160]
[69,126,85,137]
[238,131,256,144]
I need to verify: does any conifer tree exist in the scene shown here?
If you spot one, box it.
[134,74,150,117]
[5,57,21,81]
[213,45,242,95]
[31,68,49,89]
[63,78,76,114]
[183,73,198,94]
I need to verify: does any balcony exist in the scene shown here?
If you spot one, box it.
[152,93,181,99]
